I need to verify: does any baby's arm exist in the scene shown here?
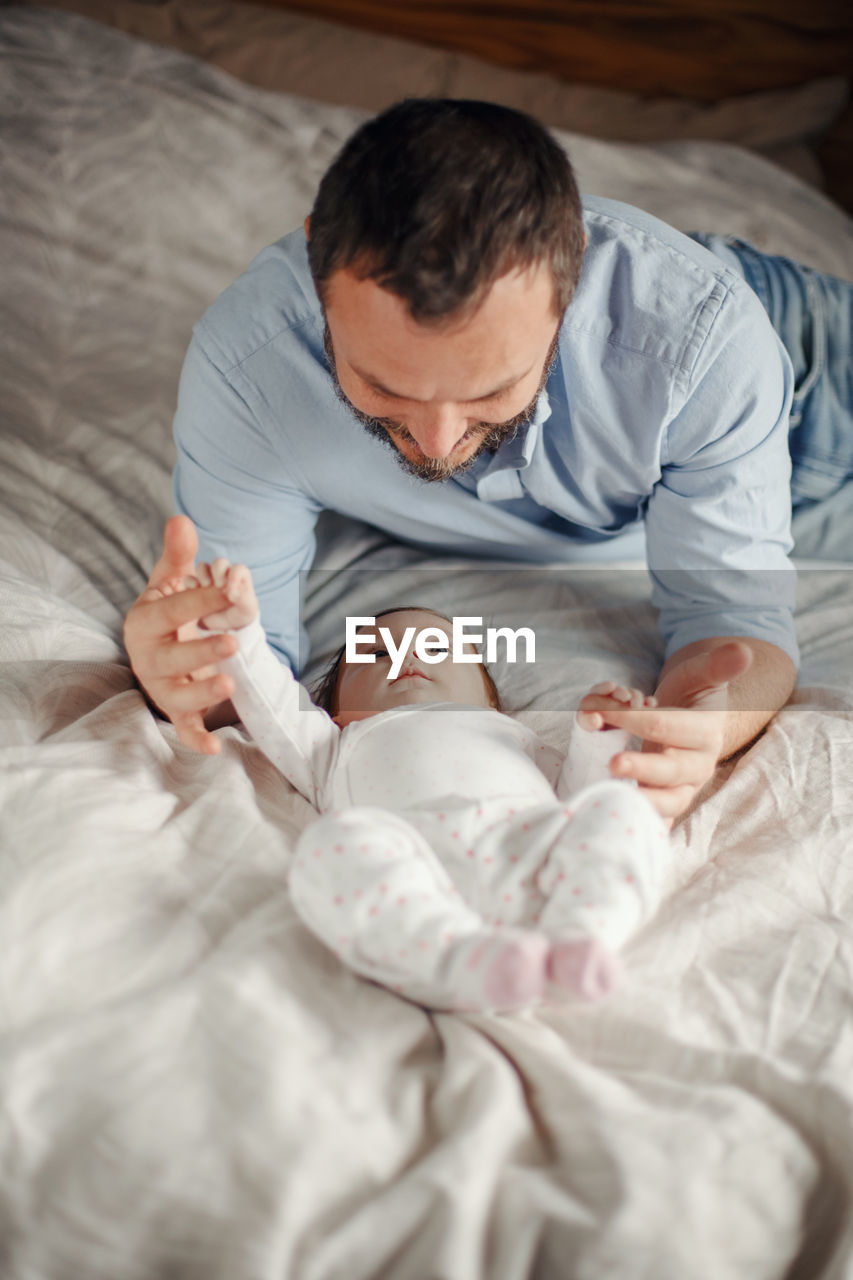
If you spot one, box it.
[557,682,657,799]
[194,560,338,806]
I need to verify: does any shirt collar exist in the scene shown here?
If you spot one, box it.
[479,388,552,478]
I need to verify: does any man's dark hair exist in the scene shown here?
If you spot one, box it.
[307,98,585,324]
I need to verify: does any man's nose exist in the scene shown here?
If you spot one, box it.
[406,405,469,459]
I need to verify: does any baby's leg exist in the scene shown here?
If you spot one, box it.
[535,781,670,998]
[290,807,551,1013]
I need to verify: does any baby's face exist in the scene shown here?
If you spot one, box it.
[333,609,494,728]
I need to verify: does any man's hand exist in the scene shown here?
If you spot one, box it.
[123,516,238,754]
[577,641,755,826]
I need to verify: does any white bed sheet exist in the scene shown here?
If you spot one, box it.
[2,9,853,1278]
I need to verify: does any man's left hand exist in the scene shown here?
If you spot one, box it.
[577,641,754,826]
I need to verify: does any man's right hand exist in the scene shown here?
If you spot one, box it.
[123,516,239,754]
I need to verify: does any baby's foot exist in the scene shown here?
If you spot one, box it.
[195,559,258,632]
[449,931,550,1013]
[547,937,621,1001]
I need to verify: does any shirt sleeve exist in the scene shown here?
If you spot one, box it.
[645,276,800,668]
[220,618,338,807]
[171,327,321,672]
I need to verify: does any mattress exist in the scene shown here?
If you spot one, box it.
[2,9,853,1278]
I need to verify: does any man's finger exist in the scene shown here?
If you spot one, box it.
[143,633,237,680]
[146,515,199,590]
[635,783,697,822]
[660,641,753,706]
[610,748,711,789]
[157,672,234,716]
[172,711,222,756]
[707,641,754,685]
[133,584,233,639]
[580,701,725,751]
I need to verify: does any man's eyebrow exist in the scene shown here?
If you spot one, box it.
[350,363,534,403]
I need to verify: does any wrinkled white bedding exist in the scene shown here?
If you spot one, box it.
[2,9,853,1278]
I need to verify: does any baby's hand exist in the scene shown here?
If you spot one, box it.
[194,559,258,632]
[577,681,657,731]
[145,574,194,603]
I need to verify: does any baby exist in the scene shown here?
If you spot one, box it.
[170,560,670,1013]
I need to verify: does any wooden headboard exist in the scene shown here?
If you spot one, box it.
[253,0,852,100]
[249,0,852,215]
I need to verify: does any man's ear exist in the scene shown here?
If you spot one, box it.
[304,215,311,240]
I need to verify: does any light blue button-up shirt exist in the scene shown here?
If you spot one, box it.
[173,195,797,673]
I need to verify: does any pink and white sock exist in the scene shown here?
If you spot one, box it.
[442,929,551,1013]
[442,932,620,1011]
[547,937,621,1001]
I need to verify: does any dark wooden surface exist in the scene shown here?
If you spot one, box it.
[252,0,853,99]
[245,0,851,213]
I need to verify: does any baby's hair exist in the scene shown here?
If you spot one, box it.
[310,605,502,715]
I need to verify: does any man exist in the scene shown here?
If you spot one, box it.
[124,98,852,823]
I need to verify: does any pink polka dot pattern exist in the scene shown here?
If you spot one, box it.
[286,751,666,1010]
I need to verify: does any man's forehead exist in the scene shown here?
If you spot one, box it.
[348,356,534,406]
[324,262,560,403]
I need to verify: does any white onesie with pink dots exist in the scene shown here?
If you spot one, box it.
[222,620,670,1011]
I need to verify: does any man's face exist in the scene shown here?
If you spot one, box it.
[323,262,562,482]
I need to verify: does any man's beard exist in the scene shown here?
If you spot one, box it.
[323,323,559,483]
